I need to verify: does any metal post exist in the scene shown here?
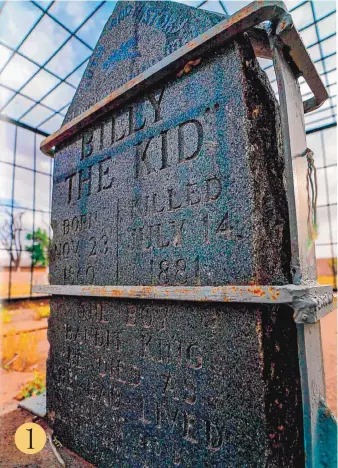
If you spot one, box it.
[272,22,336,467]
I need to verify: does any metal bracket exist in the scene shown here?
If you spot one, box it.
[275,13,328,113]
[292,289,334,324]
[40,0,328,157]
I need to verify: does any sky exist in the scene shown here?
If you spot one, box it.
[0,0,336,133]
[0,1,117,132]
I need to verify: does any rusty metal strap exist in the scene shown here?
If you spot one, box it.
[275,14,328,114]
[40,0,327,157]
[32,283,333,323]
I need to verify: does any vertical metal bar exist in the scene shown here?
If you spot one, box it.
[308,1,336,290]
[320,131,337,290]
[8,126,18,300]
[219,1,229,16]
[48,153,53,293]
[273,45,316,284]
[310,2,336,124]
[272,37,327,468]
[296,321,327,466]
[29,131,37,297]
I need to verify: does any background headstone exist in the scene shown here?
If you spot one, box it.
[48,2,304,466]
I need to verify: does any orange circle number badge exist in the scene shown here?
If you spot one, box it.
[15,423,47,455]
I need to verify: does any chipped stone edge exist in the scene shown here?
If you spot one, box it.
[32,284,333,323]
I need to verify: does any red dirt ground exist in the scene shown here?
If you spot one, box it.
[0,408,94,467]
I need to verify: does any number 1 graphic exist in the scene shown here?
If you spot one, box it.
[26,428,34,449]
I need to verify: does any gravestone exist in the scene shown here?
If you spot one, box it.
[47,1,305,466]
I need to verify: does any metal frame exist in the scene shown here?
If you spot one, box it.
[0,120,53,300]
[0,1,105,131]
[39,0,328,156]
[271,24,335,466]
[32,1,336,465]
[0,115,49,137]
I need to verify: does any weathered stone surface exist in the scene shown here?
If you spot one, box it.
[50,22,290,287]
[48,298,304,467]
[47,1,304,466]
[64,1,225,123]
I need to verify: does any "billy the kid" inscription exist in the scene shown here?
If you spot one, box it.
[51,80,246,287]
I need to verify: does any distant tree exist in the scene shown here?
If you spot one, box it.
[328,258,337,270]
[0,207,24,269]
[25,228,50,267]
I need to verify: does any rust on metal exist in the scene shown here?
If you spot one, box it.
[32,283,333,318]
[41,1,326,156]
[248,286,266,297]
[275,13,328,113]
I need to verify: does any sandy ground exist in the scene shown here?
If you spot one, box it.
[1,269,49,299]
[1,327,48,415]
[1,301,50,415]
[0,408,94,467]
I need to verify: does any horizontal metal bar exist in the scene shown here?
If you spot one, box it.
[0,115,49,137]
[316,242,338,246]
[1,295,51,304]
[2,325,48,338]
[0,159,52,176]
[32,284,333,323]
[0,206,51,215]
[306,121,336,134]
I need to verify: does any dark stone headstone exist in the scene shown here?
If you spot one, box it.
[48,1,304,466]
